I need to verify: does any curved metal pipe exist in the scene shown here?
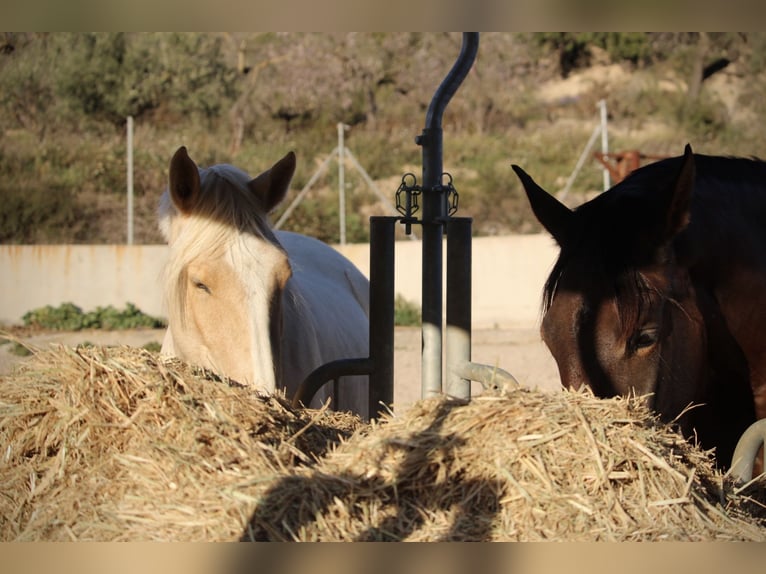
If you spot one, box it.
[290,357,373,409]
[730,418,766,483]
[424,33,480,131]
[452,360,520,393]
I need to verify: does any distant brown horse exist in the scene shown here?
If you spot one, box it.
[513,145,766,469]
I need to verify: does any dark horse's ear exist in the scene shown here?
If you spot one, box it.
[248,151,297,212]
[661,143,695,241]
[169,146,201,214]
[512,164,574,247]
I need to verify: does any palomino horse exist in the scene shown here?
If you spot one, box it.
[513,144,766,469]
[159,147,370,419]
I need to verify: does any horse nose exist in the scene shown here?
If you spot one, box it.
[554,357,586,391]
[567,379,584,391]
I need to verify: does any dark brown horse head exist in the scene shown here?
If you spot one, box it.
[514,144,766,469]
[513,146,711,426]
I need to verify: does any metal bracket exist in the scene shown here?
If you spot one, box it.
[441,172,459,216]
[395,171,460,231]
[395,173,422,235]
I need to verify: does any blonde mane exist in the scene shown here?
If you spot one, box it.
[159,163,285,328]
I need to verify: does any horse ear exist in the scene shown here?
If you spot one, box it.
[512,164,574,246]
[662,144,695,240]
[248,151,297,212]
[168,146,201,214]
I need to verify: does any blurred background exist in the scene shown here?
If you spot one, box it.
[2,32,763,245]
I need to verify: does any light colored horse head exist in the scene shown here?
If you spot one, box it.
[159,147,370,417]
[159,147,295,392]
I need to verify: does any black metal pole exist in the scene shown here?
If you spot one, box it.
[417,32,479,399]
[368,216,396,418]
[293,33,481,419]
[446,217,472,399]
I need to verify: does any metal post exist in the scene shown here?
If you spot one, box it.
[559,123,601,202]
[293,33,485,421]
[419,100,447,400]
[338,123,347,245]
[599,99,610,191]
[368,216,396,417]
[126,116,134,245]
[416,33,479,399]
[446,217,472,399]
[290,217,396,421]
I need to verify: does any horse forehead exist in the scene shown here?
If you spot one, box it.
[227,230,288,270]
[542,290,580,338]
[543,272,620,340]
[555,258,616,299]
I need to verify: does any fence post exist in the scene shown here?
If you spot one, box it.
[126,116,134,245]
[599,99,610,191]
[338,122,347,245]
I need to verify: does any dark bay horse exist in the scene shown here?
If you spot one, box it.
[513,144,766,468]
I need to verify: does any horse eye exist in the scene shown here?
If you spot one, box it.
[632,328,658,352]
[192,278,211,295]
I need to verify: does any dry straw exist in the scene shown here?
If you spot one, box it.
[1,343,764,541]
[0,344,361,541]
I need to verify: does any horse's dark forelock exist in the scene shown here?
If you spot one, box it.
[613,268,660,337]
[543,253,658,341]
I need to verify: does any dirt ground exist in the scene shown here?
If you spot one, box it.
[0,326,562,414]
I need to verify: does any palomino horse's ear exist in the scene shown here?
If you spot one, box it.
[168,146,201,214]
[248,151,297,212]
[661,143,695,241]
[512,164,574,247]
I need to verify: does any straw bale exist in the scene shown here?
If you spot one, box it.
[245,391,766,541]
[0,344,362,541]
[1,343,765,541]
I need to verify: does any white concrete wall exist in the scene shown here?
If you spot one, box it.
[0,234,558,329]
[1,244,170,325]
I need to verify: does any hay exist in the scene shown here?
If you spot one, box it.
[244,393,766,541]
[0,344,362,541]
[1,344,765,541]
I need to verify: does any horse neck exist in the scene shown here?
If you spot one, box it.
[277,277,322,395]
[679,174,766,272]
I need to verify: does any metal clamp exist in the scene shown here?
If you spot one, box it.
[395,173,422,234]
[395,171,459,230]
[440,172,459,216]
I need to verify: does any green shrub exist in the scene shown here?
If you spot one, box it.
[142,341,162,353]
[394,294,421,326]
[9,342,33,357]
[22,302,88,331]
[22,302,166,331]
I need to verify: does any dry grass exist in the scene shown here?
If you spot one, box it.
[0,344,362,541]
[246,393,766,541]
[1,344,765,541]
